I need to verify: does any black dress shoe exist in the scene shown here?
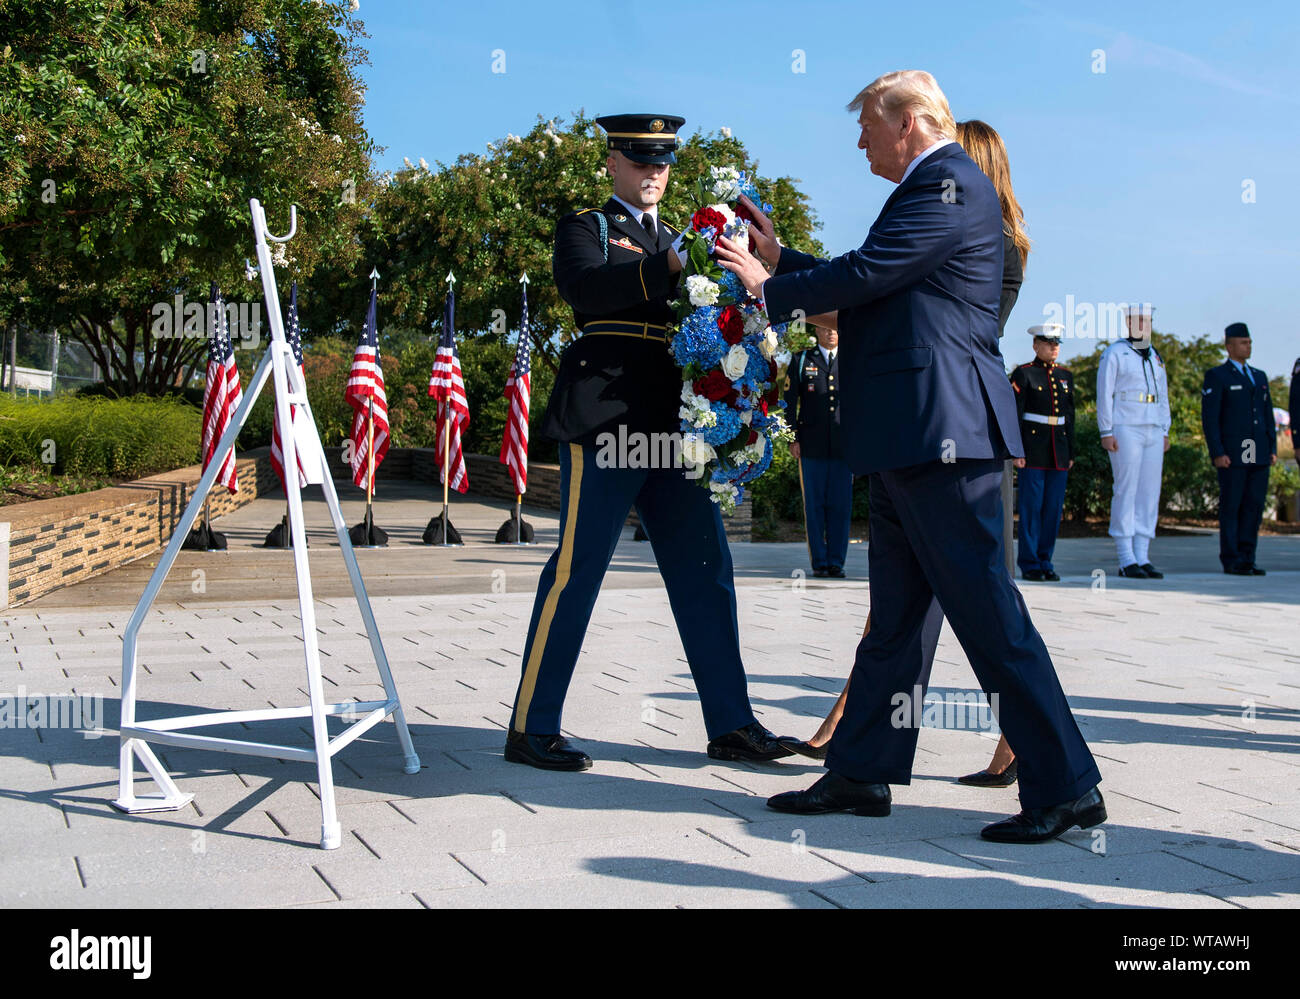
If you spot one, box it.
[827,565,846,578]
[767,771,891,816]
[980,785,1107,843]
[707,721,794,762]
[1249,565,1266,576]
[1118,563,1149,578]
[812,567,829,578]
[1224,564,1254,576]
[503,731,592,771]
[776,737,828,760]
[1043,570,1060,581]
[1022,569,1046,581]
[957,758,1018,787]
[1138,563,1163,579]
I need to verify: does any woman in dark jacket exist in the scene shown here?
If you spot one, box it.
[780,119,1030,788]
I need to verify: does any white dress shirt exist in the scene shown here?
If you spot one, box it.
[610,194,657,230]
[900,139,957,185]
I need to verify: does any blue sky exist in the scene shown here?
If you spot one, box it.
[355,0,1299,380]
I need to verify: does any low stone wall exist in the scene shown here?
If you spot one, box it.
[1,444,751,609]
[2,449,277,609]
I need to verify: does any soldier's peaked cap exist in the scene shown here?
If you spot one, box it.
[1224,322,1251,340]
[596,114,685,165]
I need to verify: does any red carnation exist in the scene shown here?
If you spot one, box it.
[759,398,769,416]
[717,306,745,345]
[693,370,739,405]
[691,206,728,234]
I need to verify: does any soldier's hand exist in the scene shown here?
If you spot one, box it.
[1013,458,1026,468]
[1068,460,1075,470]
[738,193,780,266]
[1213,454,1231,468]
[1163,435,1171,453]
[1101,435,1118,452]
[790,441,801,460]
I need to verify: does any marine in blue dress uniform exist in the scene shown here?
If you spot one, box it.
[1202,322,1277,575]
[505,114,792,771]
[784,323,853,577]
[1010,324,1075,581]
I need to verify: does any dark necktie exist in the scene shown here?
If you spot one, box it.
[641,213,657,245]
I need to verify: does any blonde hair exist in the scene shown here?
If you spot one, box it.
[847,71,957,141]
[956,119,1030,270]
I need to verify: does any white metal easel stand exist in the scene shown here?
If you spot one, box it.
[112,198,421,850]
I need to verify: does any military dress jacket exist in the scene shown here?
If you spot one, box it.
[1010,358,1075,469]
[782,347,843,460]
[1201,361,1277,467]
[540,197,684,446]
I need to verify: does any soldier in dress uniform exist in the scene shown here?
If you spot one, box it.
[1097,302,1171,579]
[505,113,792,772]
[784,321,853,578]
[1010,323,1074,581]
[1201,322,1277,575]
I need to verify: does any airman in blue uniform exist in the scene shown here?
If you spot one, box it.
[1202,322,1277,575]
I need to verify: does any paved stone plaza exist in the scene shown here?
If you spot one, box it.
[3,484,1299,908]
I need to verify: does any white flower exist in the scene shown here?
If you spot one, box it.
[720,126,732,138]
[681,436,717,468]
[759,327,779,360]
[271,243,288,266]
[514,202,522,210]
[349,0,360,11]
[721,344,749,380]
[15,134,25,144]
[685,274,721,307]
[419,157,429,170]
[743,308,770,337]
[709,165,742,201]
[537,150,546,160]
[595,167,607,178]
[403,156,413,168]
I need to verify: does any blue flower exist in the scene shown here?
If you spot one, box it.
[700,403,743,446]
[670,307,726,370]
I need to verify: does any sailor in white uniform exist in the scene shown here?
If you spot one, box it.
[1096,303,1171,578]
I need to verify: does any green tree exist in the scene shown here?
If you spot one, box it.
[0,0,375,394]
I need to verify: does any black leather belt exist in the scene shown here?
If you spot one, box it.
[581,321,669,341]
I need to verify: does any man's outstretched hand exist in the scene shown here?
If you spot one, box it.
[715,234,769,300]
[737,193,781,267]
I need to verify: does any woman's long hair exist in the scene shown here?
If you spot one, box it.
[956,119,1030,270]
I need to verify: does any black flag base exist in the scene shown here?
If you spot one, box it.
[348,506,389,548]
[182,523,228,551]
[494,518,535,544]
[423,514,462,545]
[633,522,650,542]
[263,514,309,549]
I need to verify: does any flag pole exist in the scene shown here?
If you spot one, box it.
[441,270,455,545]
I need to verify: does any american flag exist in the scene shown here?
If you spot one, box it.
[202,283,243,493]
[499,280,531,494]
[344,286,390,491]
[269,281,309,491]
[428,284,470,493]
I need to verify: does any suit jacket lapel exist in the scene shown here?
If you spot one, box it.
[604,197,659,252]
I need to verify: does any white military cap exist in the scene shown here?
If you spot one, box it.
[1028,323,1065,340]
[1122,303,1155,318]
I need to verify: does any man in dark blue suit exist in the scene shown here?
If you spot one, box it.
[1202,323,1277,575]
[716,70,1103,843]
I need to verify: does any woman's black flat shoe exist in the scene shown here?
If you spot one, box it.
[956,759,1018,787]
[777,738,829,760]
